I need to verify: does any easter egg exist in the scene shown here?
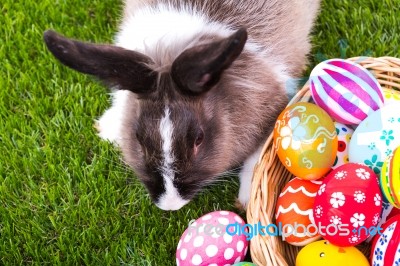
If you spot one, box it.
[176,211,248,266]
[310,58,384,125]
[383,88,400,106]
[332,122,354,169]
[313,163,383,246]
[349,104,400,175]
[273,102,338,180]
[370,215,400,266]
[296,240,369,266]
[380,147,400,208]
[379,202,400,227]
[232,262,256,266]
[367,201,400,242]
[275,178,323,245]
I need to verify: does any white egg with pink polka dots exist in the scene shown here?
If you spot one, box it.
[176,211,248,266]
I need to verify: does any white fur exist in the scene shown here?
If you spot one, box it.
[115,5,271,71]
[238,145,263,208]
[156,176,189,211]
[157,107,189,210]
[116,5,231,57]
[244,42,294,95]
[96,90,130,146]
[116,5,293,95]
[269,60,295,97]
[159,107,175,178]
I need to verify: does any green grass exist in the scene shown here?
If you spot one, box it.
[1,0,399,265]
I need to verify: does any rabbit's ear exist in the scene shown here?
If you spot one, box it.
[43,30,157,94]
[171,28,247,96]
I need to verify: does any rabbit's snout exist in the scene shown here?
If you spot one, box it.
[133,101,220,211]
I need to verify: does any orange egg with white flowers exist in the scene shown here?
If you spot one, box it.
[273,102,338,180]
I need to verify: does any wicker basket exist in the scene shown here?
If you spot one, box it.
[247,56,400,266]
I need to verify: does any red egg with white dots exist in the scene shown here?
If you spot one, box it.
[313,163,383,247]
[366,202,400,242]
[176,211,248,266]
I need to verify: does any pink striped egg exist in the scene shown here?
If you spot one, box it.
[310,59,384,125]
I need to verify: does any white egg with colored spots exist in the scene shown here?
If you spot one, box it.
[349,104,400,176]
[332,122,354,169]
[176,211,248,265]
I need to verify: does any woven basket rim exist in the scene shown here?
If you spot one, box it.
[247,56,400,266]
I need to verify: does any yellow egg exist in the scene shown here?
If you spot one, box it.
[380,147,400,207]
[296,240,369,266]
[273,102,338,180]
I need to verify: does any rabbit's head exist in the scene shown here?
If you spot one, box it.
[44,29,251,210]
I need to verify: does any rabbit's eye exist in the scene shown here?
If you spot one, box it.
[135,131,141,141]
[194,129,204,147]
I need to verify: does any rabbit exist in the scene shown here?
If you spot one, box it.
[43,0,320,210]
